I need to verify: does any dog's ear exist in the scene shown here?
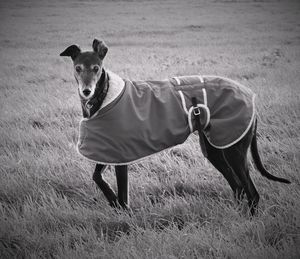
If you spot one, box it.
[60,45,81,61]
[92,39,108,59]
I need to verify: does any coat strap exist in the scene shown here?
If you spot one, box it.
[191,97,208,158]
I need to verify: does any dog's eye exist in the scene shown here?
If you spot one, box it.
[75,66,82,73]
[93,66,99,73]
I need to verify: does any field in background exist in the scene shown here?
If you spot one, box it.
[0,0,299,258]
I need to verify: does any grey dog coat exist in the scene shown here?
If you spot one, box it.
[77,72,255,165]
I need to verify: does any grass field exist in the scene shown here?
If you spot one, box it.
[0,0,300,258]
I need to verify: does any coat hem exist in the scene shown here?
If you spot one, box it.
[203,94,256,149]
[76,142,188,166]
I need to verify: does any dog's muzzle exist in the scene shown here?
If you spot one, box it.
[83,89,91,97]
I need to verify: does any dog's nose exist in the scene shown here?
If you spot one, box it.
[83,89,91,96]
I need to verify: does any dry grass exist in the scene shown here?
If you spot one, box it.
[0,0,299,258]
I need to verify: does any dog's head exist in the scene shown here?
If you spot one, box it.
[60,39,108,100]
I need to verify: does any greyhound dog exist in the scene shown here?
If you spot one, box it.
[60,39,290,215]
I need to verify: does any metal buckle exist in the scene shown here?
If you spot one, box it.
[86,103,93,109]
[193,107,201,116]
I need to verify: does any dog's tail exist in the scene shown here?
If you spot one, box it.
[251,119,291,184]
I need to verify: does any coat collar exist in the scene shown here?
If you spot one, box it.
[80,69,125,119]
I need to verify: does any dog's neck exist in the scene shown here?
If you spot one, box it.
[80,69,125,119]
[80,68,109,118]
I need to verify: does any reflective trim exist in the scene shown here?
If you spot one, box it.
[198,75,204,83]
[178,90,189,115]
[173,77,180,85]
[202,88,207,106]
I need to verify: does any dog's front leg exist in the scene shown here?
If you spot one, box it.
[93,163,118,207]
[115,165,129,209]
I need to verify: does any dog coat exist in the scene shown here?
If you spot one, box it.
[77,73,255,165]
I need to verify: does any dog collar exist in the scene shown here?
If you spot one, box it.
[80,68,109,118]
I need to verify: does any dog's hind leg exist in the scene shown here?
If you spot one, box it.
[222,128,260,215]
[223,148,260,215]
[205,138,245,202]
[93,163,118,207]
[115,165,129,209]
